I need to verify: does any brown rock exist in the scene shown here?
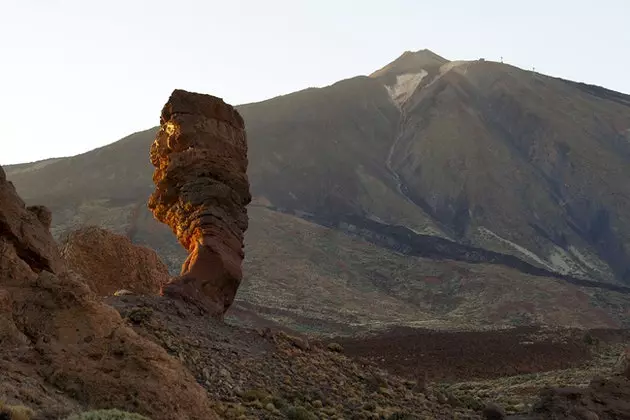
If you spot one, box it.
[60,226,170,296]
[0,288,29,347]
[148,89,252,317]
[0,169,63,275]
[0,165,217,419]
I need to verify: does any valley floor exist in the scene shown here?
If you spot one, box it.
[107,294,630,419]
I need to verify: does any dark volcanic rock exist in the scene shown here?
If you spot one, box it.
[148,89,252,317]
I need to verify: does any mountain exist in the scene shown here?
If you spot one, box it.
[6,49,630,332]
[241,50,630,284]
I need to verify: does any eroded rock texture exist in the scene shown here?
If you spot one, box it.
[61,226,170,296]
[148,89,251,317]
[0,165,216,419]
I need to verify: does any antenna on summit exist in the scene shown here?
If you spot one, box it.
[500,56,503,63]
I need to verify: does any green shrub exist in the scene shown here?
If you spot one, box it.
[271,396,288,410]
[65,409,150,420]
[242,388,269,402]
[458,394,486,411]
[583,333,599,346]
[285,406,318,420]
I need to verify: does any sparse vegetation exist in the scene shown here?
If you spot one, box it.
[271,396,288,410]
[242,388,269,402]
[327,342,344,352]
[64,409,150,420]
[437,338,629,414]
[285,405,318,420]
[583,332,600,346]
[0,402,34,420]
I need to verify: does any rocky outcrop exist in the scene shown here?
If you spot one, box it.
[0,165,216,419]
[148,89,251,317]
[0,167,64,275]
[60,226,170,295]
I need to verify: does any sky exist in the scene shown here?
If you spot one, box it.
[1,0,628,165]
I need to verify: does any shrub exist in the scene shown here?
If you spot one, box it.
[0,401,35,420]
[242,388,269,402]
[388,412,414,420]
[327,342,344,353]
[127,307,153,324]
[271,396,288,410]
[583,333,599,346]
[458,394,486,411]
[65,409,150,420]
[285,406,318,420]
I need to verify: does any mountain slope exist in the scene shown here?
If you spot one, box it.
[6,49,630,332]
[391,60,630,282]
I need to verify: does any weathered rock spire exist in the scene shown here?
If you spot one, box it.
[148,89,251,317]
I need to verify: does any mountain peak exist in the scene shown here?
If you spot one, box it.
[370,49,449,79]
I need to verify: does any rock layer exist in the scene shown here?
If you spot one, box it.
[148,89,251,316]
[61,226,170,295]
[0,165,216,419]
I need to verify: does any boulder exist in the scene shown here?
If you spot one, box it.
[60,226,170,296]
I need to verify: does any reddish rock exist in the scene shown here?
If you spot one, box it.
[148,89,251,317]
[60,226,170,296]
[0,166,63,275]
[0,288,29,347]
[0,164,217,419]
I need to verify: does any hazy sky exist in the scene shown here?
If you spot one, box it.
[1,0,628,165]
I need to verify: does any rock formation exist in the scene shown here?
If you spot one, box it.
[61,226,170,295]
[0,165,216,419]
[148,89,252,317]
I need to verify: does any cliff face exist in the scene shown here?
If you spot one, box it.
[0,165,216,419]
[148,89,252,317]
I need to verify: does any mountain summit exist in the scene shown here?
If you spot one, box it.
[370,49,449,79]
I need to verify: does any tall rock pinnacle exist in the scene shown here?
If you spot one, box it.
[148,89,252,317]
